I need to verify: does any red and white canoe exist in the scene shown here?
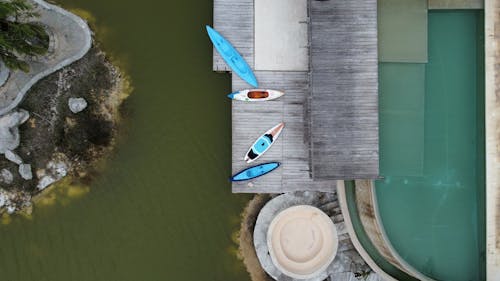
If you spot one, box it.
[227,89,284,102]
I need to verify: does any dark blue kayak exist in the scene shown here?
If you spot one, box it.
[230,162,280,182]
[206,25,258,87]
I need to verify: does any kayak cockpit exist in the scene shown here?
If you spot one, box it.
[248,91,269,99]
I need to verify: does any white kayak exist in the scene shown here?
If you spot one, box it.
[244,122,285,163]
[227,89,284,102]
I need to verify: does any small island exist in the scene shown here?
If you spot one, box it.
[0,0,130,215]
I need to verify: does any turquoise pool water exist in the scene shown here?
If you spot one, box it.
[375,10,485,281]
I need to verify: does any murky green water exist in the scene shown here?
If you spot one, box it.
[0,0,251,280]
[376,10,485,281]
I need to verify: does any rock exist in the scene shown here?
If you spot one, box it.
[4,150,22,165]
[36,169,46,178]
[68,97,88,113]
[0,109,30,154]
[0,193,6,208]
[0,169,13,185]
[37,176,55,190]
[18,164,32,180]
[6,205,15,214]
[0,62,9,88]
[36,160,68,190]
[47,161,67,178]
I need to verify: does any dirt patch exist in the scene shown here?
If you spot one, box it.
[238,194,275,281]
[0,43,130,213]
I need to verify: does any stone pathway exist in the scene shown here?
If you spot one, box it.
[0,0,91,116]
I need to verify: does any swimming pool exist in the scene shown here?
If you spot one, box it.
[375,10,485,281]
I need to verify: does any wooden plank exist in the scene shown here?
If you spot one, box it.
[214,0,380,192]
[310,0,379,180]
[213,0,254,71]
[231,71,335,193]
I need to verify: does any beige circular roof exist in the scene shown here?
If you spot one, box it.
[267,205,338,280]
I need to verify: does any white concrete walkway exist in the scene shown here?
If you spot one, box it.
[254,0,308,71]
[0,0,91,116]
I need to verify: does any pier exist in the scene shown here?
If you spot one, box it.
[212,0,379,193]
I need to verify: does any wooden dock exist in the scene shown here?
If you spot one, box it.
[231,71,334,193]
[310,0,379,179]
[213,0,379,193]
[212,0,253,72]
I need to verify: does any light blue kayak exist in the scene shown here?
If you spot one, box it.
[230,162,280,182]
[206,26,258,87]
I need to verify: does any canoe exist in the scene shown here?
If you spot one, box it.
[206,26,258,87]
[231,162,281,182]
[227,89,284,102]
[245,122,285,163]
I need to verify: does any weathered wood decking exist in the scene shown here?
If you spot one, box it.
[231,71,334,193]
[310,0,379,180]
[213,0,379,193]
[212,0,253,72]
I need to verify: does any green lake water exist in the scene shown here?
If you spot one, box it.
[0,0,251,280]
[376,10,485,281]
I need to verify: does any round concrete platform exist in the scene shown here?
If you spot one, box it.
[267,205,338,279]
[254,192,339,281]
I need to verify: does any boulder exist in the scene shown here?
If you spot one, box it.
[0,109,30,154]
[36,160,68,190]
[0,62,9,87]
[4,150,22,165]
[68,97,88,113]
[18,164,32,180]
[37,176,55,190]
[47,160,68,178]
[0,169,13,185]
[6,205,15,214]
[0,193,6,207]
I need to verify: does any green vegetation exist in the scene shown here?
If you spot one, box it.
[0,0,49,72]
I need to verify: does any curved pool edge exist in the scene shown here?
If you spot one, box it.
[336,181,397,281]
[338,180,433,281]
[357,180,433,281]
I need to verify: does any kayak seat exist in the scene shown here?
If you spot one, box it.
[247,149,259,160]
[248,91,269,99]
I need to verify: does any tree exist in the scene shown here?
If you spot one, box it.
[0,0,49,72]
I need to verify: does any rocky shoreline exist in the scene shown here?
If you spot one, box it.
[0,45,130,215]
[238,194,275,281]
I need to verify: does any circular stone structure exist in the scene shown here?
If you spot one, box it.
[267,205,338,279]
[254,192,340,281]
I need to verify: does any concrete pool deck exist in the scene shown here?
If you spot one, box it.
[429,0,483,9]
[254,0,308,71]
[486,0,500,278]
